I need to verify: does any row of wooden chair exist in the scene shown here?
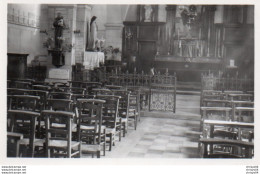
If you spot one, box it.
[7,81,141,158]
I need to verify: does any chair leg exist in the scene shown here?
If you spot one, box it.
[123,123,126,137]
[16,143,20,157]
[119,125,122,141]
[97,151,100,158]
[109,134,112,151]
[134,116,137,130]
[103,142,106,156]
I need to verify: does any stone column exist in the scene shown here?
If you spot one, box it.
[105,5,124,50]
[75,5,92,64]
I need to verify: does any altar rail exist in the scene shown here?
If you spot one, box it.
[201,74,254,92]
[101,71,177,88]
[100,70,177,113]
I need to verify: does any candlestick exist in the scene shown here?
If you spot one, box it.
[178,28,179,40]
[207,25,211,57]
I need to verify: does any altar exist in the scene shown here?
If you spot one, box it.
[83,52,105,70]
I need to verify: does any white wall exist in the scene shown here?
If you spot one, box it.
[7,4,44,65]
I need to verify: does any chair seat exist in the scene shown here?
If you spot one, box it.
[121,118,127,123]
[106,127,116,134]
[72,124,106,132]
[81,144,101,152]
[129,112,136,117]
[129,108,136,112]
[18,138,45,146]
[48,140,80,148]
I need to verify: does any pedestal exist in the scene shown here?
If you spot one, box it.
[49,50,65,68]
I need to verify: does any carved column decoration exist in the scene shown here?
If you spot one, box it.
[165,5,176,55]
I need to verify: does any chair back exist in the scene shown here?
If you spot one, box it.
[95,96,119,129]
[92,88,112,95]
[77,99,106,144]
[68,81,83,88]
[8,95,40,111]
[8,110,40,157]
[42,110,76,158]
[112,90,130,119]
[32,85,51,91]
[7,88,29,95]
[27,90,49,110]
[47,99,73,112]
[14,81,32,89]
[49,92,72,100]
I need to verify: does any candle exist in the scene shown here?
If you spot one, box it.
[199,28,201,40]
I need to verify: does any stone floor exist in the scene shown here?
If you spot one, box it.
[99,94,202,158]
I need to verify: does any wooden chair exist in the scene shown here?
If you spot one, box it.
[47,99,74,112]
[77,99,106,157]
[8,95,40,111]
[13,81,32,89]
[28,90,49,110]
[231,101,254,121]
[63,87,86,95]
[233,107,254,122]
[201,119,254,155]
[202,99,231,107]
[113,90,137,136]
[46,99,78,141]
[200,107,232,133]
[32,85,52,91]
[228,93,254,101]
[49,92,72,100]
[95,96,121,151]
[92,88,113,95]
[68,81,83,88]
[200,90,223,107]
[81,82,102,89]
[8,110,44,157]
[7,132,23,157]
[127,88,141,122]
[105,85,123,90]
[7,88,30,95]
[42,110,80,158]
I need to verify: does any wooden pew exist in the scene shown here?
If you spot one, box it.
[199,138,254,158]
[202,120,254,140]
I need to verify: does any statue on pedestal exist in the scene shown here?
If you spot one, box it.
[144,5,153,22]
[87,16,98,51]
[53,13,66,50]
[51,13,66,67]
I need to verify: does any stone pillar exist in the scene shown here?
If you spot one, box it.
[105,5,124,50]
[75,5,92,64]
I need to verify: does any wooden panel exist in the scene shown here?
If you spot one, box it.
[138,26,158,40]
[138,41,156,72]
[7,53,28,79]
[224,27,245,42]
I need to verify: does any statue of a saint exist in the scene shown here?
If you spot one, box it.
[53,13,66,50]
[144,5,153,22]
[87,16,98,51]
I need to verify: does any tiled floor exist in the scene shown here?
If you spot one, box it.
[101,94,201,158]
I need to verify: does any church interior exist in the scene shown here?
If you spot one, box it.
[6,4,254,159]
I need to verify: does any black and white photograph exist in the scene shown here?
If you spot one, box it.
[1,0,259,173]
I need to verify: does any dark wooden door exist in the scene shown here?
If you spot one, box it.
[7,53,28,79]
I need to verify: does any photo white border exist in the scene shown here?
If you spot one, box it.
[0,0,259,171]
